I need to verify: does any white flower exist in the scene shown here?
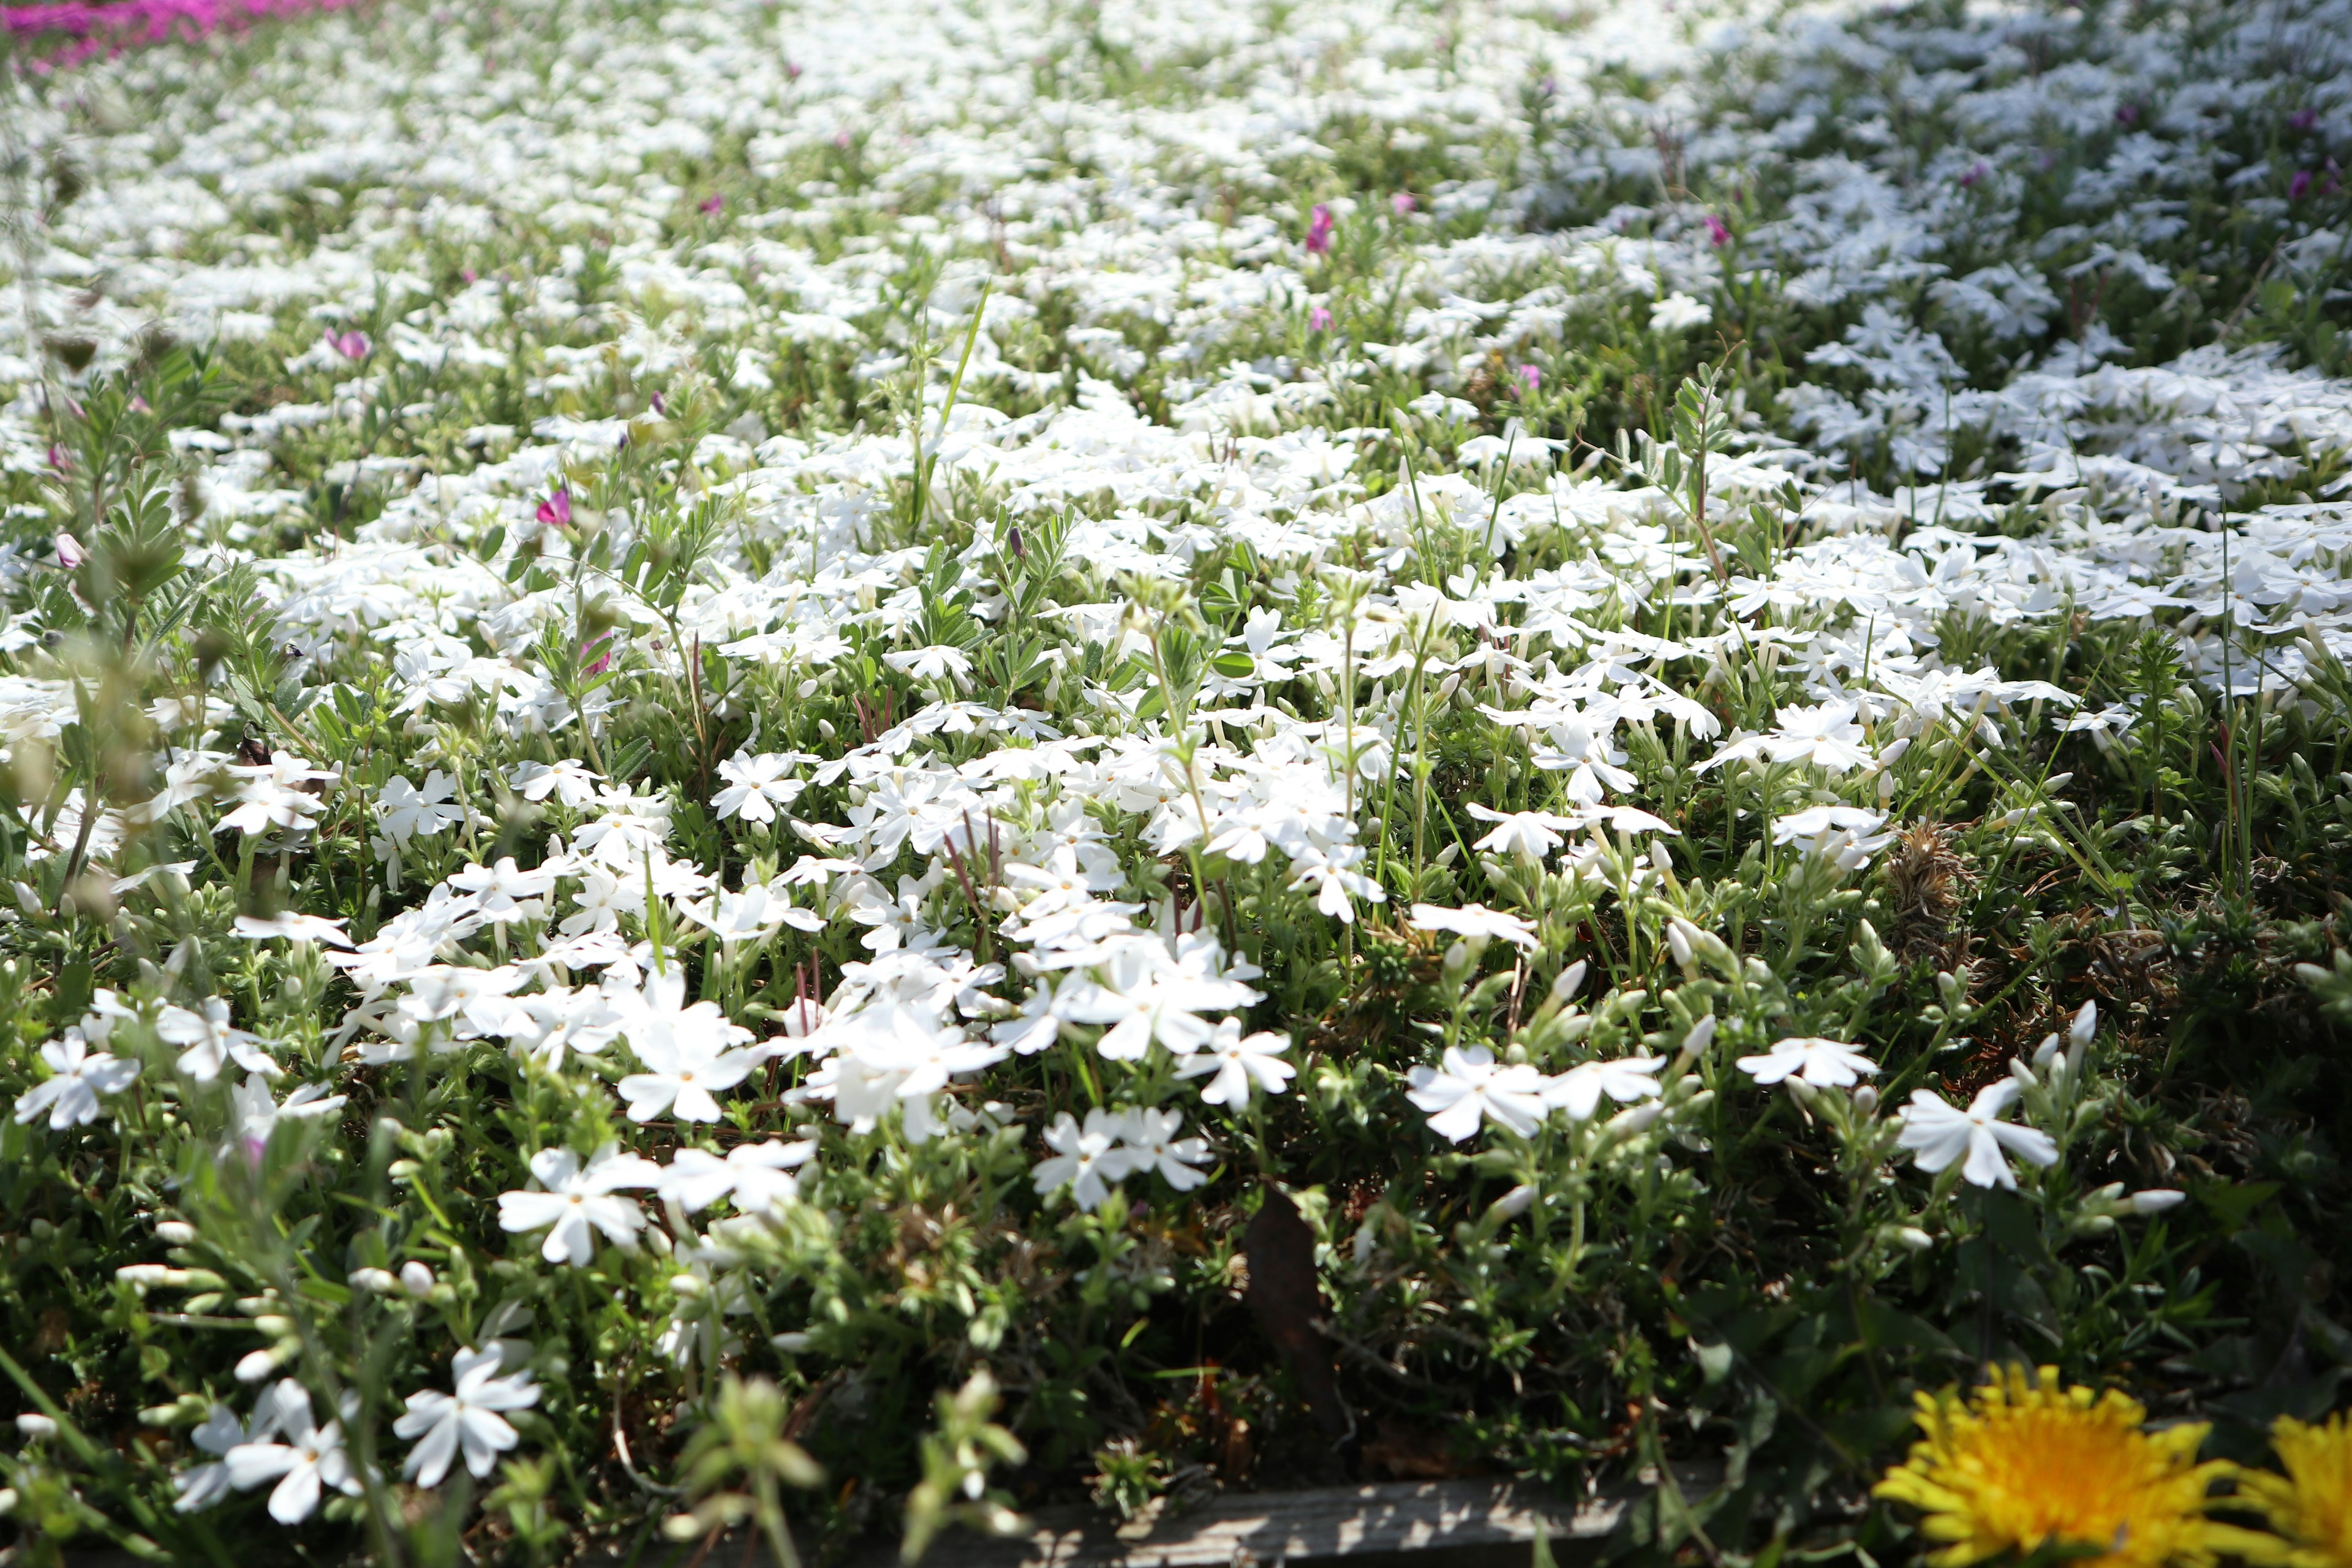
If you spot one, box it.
[1700,702,1875,776]
[174,1398,273,1513]
[1649,292,1711,333]
[1115,1107,1212,1191]
[223,1381,361,1525]
[232,911,355,947]
[158,998,277,1084]
[13,1029,139,1129]
[450,856,558,923]
[712,752,809,824]
[1896,1080,2059,1188]
[1407,1046,1547,1142]
[1736,1037,1879,1089]
[1541,1055,1666,1120]
[376,771,464,845]
[393,1346,540,1488]
[509,760,600,809]
[655,1140,817,1215]
[230,1074,349,1145]
[1031,1108,1137,1211]
[618,1030,764,1125]
[496,1145,661,1265]
[219,755,335,837]
[1408,902,1539,951]
[1174,1018,1295,1106]
[1463,804,1577,862]
[1770,806,1894,870]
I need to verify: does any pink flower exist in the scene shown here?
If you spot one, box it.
[45,445,69,474]
[699,194,724,215]
[1305,203,1335,254]
[2291,108,2320,133]
[1391,192,1415,216]
[834,130,852,149]
[1703,213,1730,247]
[54,531,85,568]
[786,60,802,79]
[1515,364,1540,393]
[535,488,572,528]
[328,330,370,361]
[2114,103,2138,125]
[581,630,614,676]
[1308,304,1332,332]
[2290,168,2315,201]
[461,268,478,284]
[1959,160,1989,189]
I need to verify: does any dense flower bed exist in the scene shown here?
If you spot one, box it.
[2,0,2351,1562]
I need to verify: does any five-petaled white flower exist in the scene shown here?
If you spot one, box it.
[393,1345,540,1488]
[1031,1108,1133,1210]
[655,1139,817,1215]
[1542,1055,1666,1121]
[159,998,278,1084]
[712,751,809,824]
[1174,1017,1295,1106]
[1895,1080,2058,1188]
[497,1145,662,1265]
[1408,1045,1548,1142]
[1409,902,1540,951]
[1115,1107,1213,1190]
[223,1381,361,1525]
[1738,1037,1880,1089]
[13,1028,140,1129]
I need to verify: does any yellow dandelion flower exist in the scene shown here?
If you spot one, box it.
[1874,1365,2266,1568]
[2237,1412,2352,1568]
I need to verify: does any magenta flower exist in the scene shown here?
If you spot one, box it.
[1703,213,1730,247]
[46,445,69,474]
[2290,168,2315,201]
[1959,160,1989,189]
[1391,192,1415,216]
[2114,103,2138,125]
[535,488,572,528]
[581,630,614,676]
[1515,364,1540,393]
[328,330,370,361]
[1305,203,1335,254]
[699,194,724,215]
[1308,304,1332,332]
[2290,108,2319,133]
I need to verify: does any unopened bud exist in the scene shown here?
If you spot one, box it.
[1852,1085,1879,1116]
[1488,1184,1536,1221]
[398,1261,435,1298]
[1551,959,1588,1003]
[2128,1188,2186,1216]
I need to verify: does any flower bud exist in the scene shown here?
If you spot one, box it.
[1852,1085,1879,1117]
[1667,921,1694,974]
[1551,958,1588,1003]
[2033,1031,2062,1069]
[398,1261,435,1298]
[2128,1188,2186,1216]
[1488,1184,1536,1221]
[16,1414,57,1439]
[2070,1000,2098,1048]
[156,1221,197,1245]
[1893,1226,1934,1251]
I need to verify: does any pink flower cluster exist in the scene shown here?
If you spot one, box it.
[6,0,360,70]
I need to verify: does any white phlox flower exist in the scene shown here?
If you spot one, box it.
[1896,1080,2059,1188]
[393,1346,540,1488]
[159,998,279,1083]
[496,1144,662,1265]
[1542,1054,1666,1121]
[1408,1045,1548,1142]
[656,1139,818,1215]
[1174,1017,1295,1106]
[222,1381,362,1525]
[1408,902,1540,951]
[1737,1036,1880,1088]
[13,1027,140,1129]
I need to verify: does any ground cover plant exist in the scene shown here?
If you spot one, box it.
[4,0,2352,1562]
